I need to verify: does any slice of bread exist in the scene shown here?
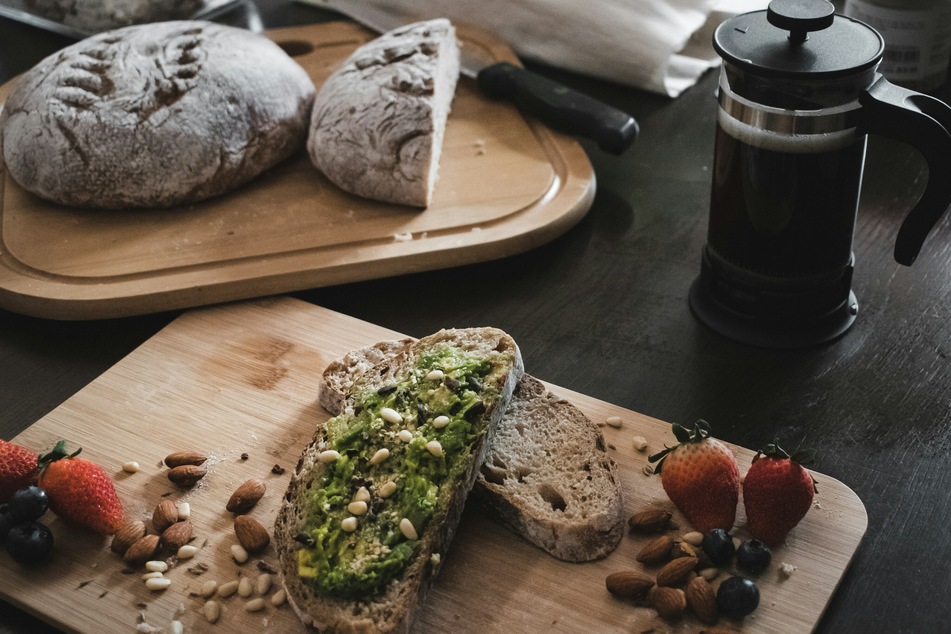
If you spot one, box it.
[306,18,460,207]
[275,328,523,633]
[318,339,625,563]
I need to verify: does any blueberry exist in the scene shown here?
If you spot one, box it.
[5,521,54,564]
[701,528,735,565]
[736,539,772,574]
[8,486,48,522]
[717,576,760,618]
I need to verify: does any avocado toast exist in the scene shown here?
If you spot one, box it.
[274,328,523,633]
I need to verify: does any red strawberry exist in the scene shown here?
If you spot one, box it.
[649,420,739,533]
[38,440,124,535]
[0,439,39,503]
[742,440,817,546]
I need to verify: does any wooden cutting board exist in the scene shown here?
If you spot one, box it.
[2,297,866,633]
[0,22,594,320]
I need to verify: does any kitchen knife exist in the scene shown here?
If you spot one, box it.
[323,6,639,155]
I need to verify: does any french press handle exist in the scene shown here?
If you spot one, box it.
[858,77,951,266]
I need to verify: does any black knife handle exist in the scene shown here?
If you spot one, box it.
[477,62,638,155]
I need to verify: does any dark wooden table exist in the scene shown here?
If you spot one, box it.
[2,2,950,633]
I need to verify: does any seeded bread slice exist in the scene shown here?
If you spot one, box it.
[275,328,523,634]
[318,339,625,562]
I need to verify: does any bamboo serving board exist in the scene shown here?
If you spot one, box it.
[0,22,595,320]
[2,297,866,633]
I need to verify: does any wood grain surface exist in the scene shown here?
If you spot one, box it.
[0,22,594,320]
[2,297,865,633]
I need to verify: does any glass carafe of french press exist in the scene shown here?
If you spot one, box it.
[689,0,951,348]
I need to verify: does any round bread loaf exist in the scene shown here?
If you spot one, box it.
[23,0,206,33]
[0,21,316,209]
[307,18,460,208]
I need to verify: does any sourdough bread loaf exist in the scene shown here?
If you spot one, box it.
[0,21,315,209]
[318,339,626,562]
[23,0,206,33]
[275,328,523,633]
[307,18,460,207]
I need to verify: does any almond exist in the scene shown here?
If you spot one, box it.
[167,464,207,488]
[161,520,193,550]
[110,520,147,555]
[123,534,160,564]
[649,586,686,619]
[164,451,208,468]
[636,534,675,565]
[226,479,266,514]
[234,515,270,553]
[152,499,179,533]
[656,556,699,587]
[628,509,672,533]
[605,571,654,598]
[686,576,719,625]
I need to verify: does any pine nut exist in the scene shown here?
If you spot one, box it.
[145,577,171,591]
[341,517,358,532]
[398,430,413,443]
[317,450,340,463]
[426,440,443,457]
[231,543,249,564]
[177,544,199,559]
[347,501,368,516]
[425,370,445,381]
[256,573,273,595]
[142,571,165,580]
[245,598,266,612]
[177,502,191,520]
[204,600,221,623]
[379,481,397,498]
[605,416,623,428]
[201,580,218,598]
[238,576,253,598]
[369,448,390,465]
[145,560,168,573]
[432,415,450,428]
[399,518,418,540]
[169,621,183,634]
[380,407,403,424]
[218,580,239,598]
[122,461,140,473]
[353,486,371,503]
[632,436,648,452]
[683,531,704,547]
[271,588,287,607]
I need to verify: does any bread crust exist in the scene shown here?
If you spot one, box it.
[0,21,315,209]
[306,18,460,207]
[275,328,523,633]
[317,339,625,563]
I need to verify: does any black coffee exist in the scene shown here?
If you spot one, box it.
[707,112,867,278]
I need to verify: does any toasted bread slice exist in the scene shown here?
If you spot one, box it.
[318,339,625,562]
[275,328,523,633]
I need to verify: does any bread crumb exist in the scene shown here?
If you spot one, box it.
[394,232,413,242]
[779,562,796,578]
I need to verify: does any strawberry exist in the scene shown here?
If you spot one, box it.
[0,439,39,503]
[37,440,124,535]
[742,440,817,546]
[648,420,739,533]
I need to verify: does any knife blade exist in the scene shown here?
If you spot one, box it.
[324,6,638,155]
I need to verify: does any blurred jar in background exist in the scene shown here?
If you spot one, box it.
[844,0,951,91]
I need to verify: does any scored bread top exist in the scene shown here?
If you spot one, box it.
[317,338,625,563]
[275,327,523,633]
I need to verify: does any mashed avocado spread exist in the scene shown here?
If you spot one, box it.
[296,344,498,598]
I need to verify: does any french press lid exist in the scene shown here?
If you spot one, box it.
[714,0,884,80]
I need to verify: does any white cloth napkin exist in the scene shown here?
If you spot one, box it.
[303,0,769,97]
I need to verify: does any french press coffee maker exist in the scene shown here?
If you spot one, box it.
[689,0,951,348]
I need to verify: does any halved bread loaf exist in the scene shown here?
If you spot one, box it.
[306,18,460,207]
[318,339,625,562]
[275,328,523,633]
